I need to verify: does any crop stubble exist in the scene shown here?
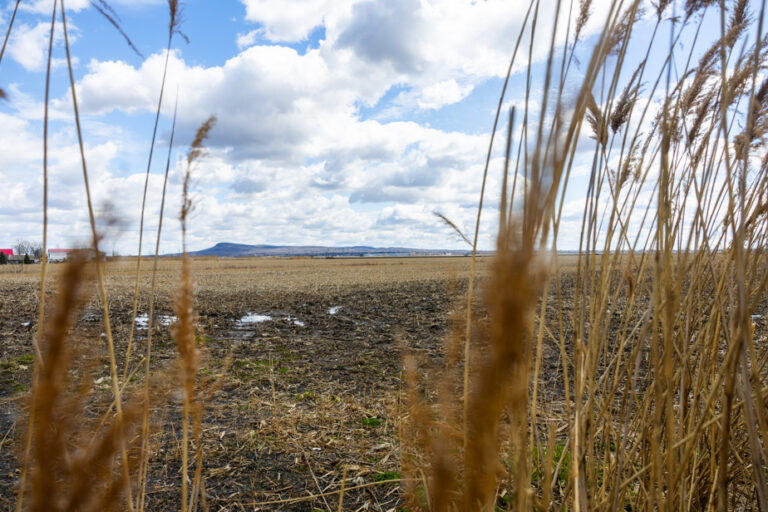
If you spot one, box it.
[0,256,498,510]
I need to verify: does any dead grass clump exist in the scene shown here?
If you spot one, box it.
[402,1,768,510]
[173,115,216,512]
[22,252,168,511]
[6,0,768,510]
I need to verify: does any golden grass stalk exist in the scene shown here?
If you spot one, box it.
[174,115,215,512]
[15,3,59,510]
[406,2,768,511]
[124,0,184,385]
[173,235,197,512]
[404,106,548,511]
[128,2,185,501]
[58,1,134,508]
[433,211,472,247]
[463,0,536,453]
[22,252,155,512]
[136,95,179,512]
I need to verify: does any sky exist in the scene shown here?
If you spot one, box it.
[0,0,737,254]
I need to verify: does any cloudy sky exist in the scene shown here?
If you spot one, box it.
[0,0,726,254]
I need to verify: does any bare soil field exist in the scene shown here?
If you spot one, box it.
[0,256,503,510]
[2,255,764,510]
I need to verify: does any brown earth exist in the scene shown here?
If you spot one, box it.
[0,256,518,510]
[6,253,738,510]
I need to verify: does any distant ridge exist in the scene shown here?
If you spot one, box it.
[169,242,475,258]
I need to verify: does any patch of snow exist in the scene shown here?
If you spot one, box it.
[286,316,305,327]
[135,314,149,328]
[328,306,341,315]
[159,315,177,326]
[21,321,30,327]
[135,313,177,329]
[238,313,272,324]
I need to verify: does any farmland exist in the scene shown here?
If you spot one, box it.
[0,256,498,510]
[2,252,766,510]
[4,0,768,507]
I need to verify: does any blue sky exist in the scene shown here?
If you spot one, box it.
[0,0,746,254]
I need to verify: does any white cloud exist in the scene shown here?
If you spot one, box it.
[0,0,632,252]
[239,0,356,42]
[0,111,161,250]
[236,29,260,50]
[418,79,474,110]
[68,46,393,160]
[8,21,55,71]
[6,19,80,72]
[233,0,616,120]
[20,0,90,15]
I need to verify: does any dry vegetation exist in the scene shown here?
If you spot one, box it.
[2,0,768,510]
[0,257,489,510]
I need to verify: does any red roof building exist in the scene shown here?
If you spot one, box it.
[0,249,12,256]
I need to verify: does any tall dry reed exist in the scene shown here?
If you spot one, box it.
[404,1,768,511]
[20,252,160,512]
[6,0,768,510]
[8,2,217,510]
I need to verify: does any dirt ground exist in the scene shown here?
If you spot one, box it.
[0,256,508,510]
[5,254,746,510]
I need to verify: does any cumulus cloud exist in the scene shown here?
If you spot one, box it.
[239,0,356,42]
[236,29,260,50]
[5,14,84,72]
[19,0,90,15]
[8,21,59,71]
[229,0,621,137]
[1,0,625,252]
[336,0,423,74]
[0,110,173,251]
[418,79,474,109]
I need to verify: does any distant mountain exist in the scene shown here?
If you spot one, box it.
[172,242,473,258]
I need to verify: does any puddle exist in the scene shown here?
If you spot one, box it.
[237,313,273,325]
[215,312,306,343]
[135,314,149,328]
[328,306,341,315]
[283,315,305,327]
[159,315,178,326]
[216,312,273,342]
[134,314,177,329]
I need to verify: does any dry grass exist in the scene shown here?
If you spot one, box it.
[396,1,768,511]
[0,255,493,290]
[19,252,167,512]
[0,257,474,510]
[3,0,768,511]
